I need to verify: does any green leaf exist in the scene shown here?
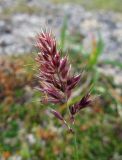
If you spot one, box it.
[88,33,104,69]
[59,15,68,50]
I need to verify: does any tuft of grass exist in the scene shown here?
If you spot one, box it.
[0,25,122,159]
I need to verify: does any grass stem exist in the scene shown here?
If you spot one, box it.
[74,129,79,160]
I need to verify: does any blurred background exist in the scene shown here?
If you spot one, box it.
[0,0,122,159]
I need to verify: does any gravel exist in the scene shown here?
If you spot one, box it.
[0,0,122,62]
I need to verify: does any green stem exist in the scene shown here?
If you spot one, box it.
[74,129,79,160]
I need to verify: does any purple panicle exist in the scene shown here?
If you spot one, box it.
[35,30,93,133]
[35,31,81,104]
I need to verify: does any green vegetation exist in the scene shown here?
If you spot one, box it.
[52,0,122,12]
